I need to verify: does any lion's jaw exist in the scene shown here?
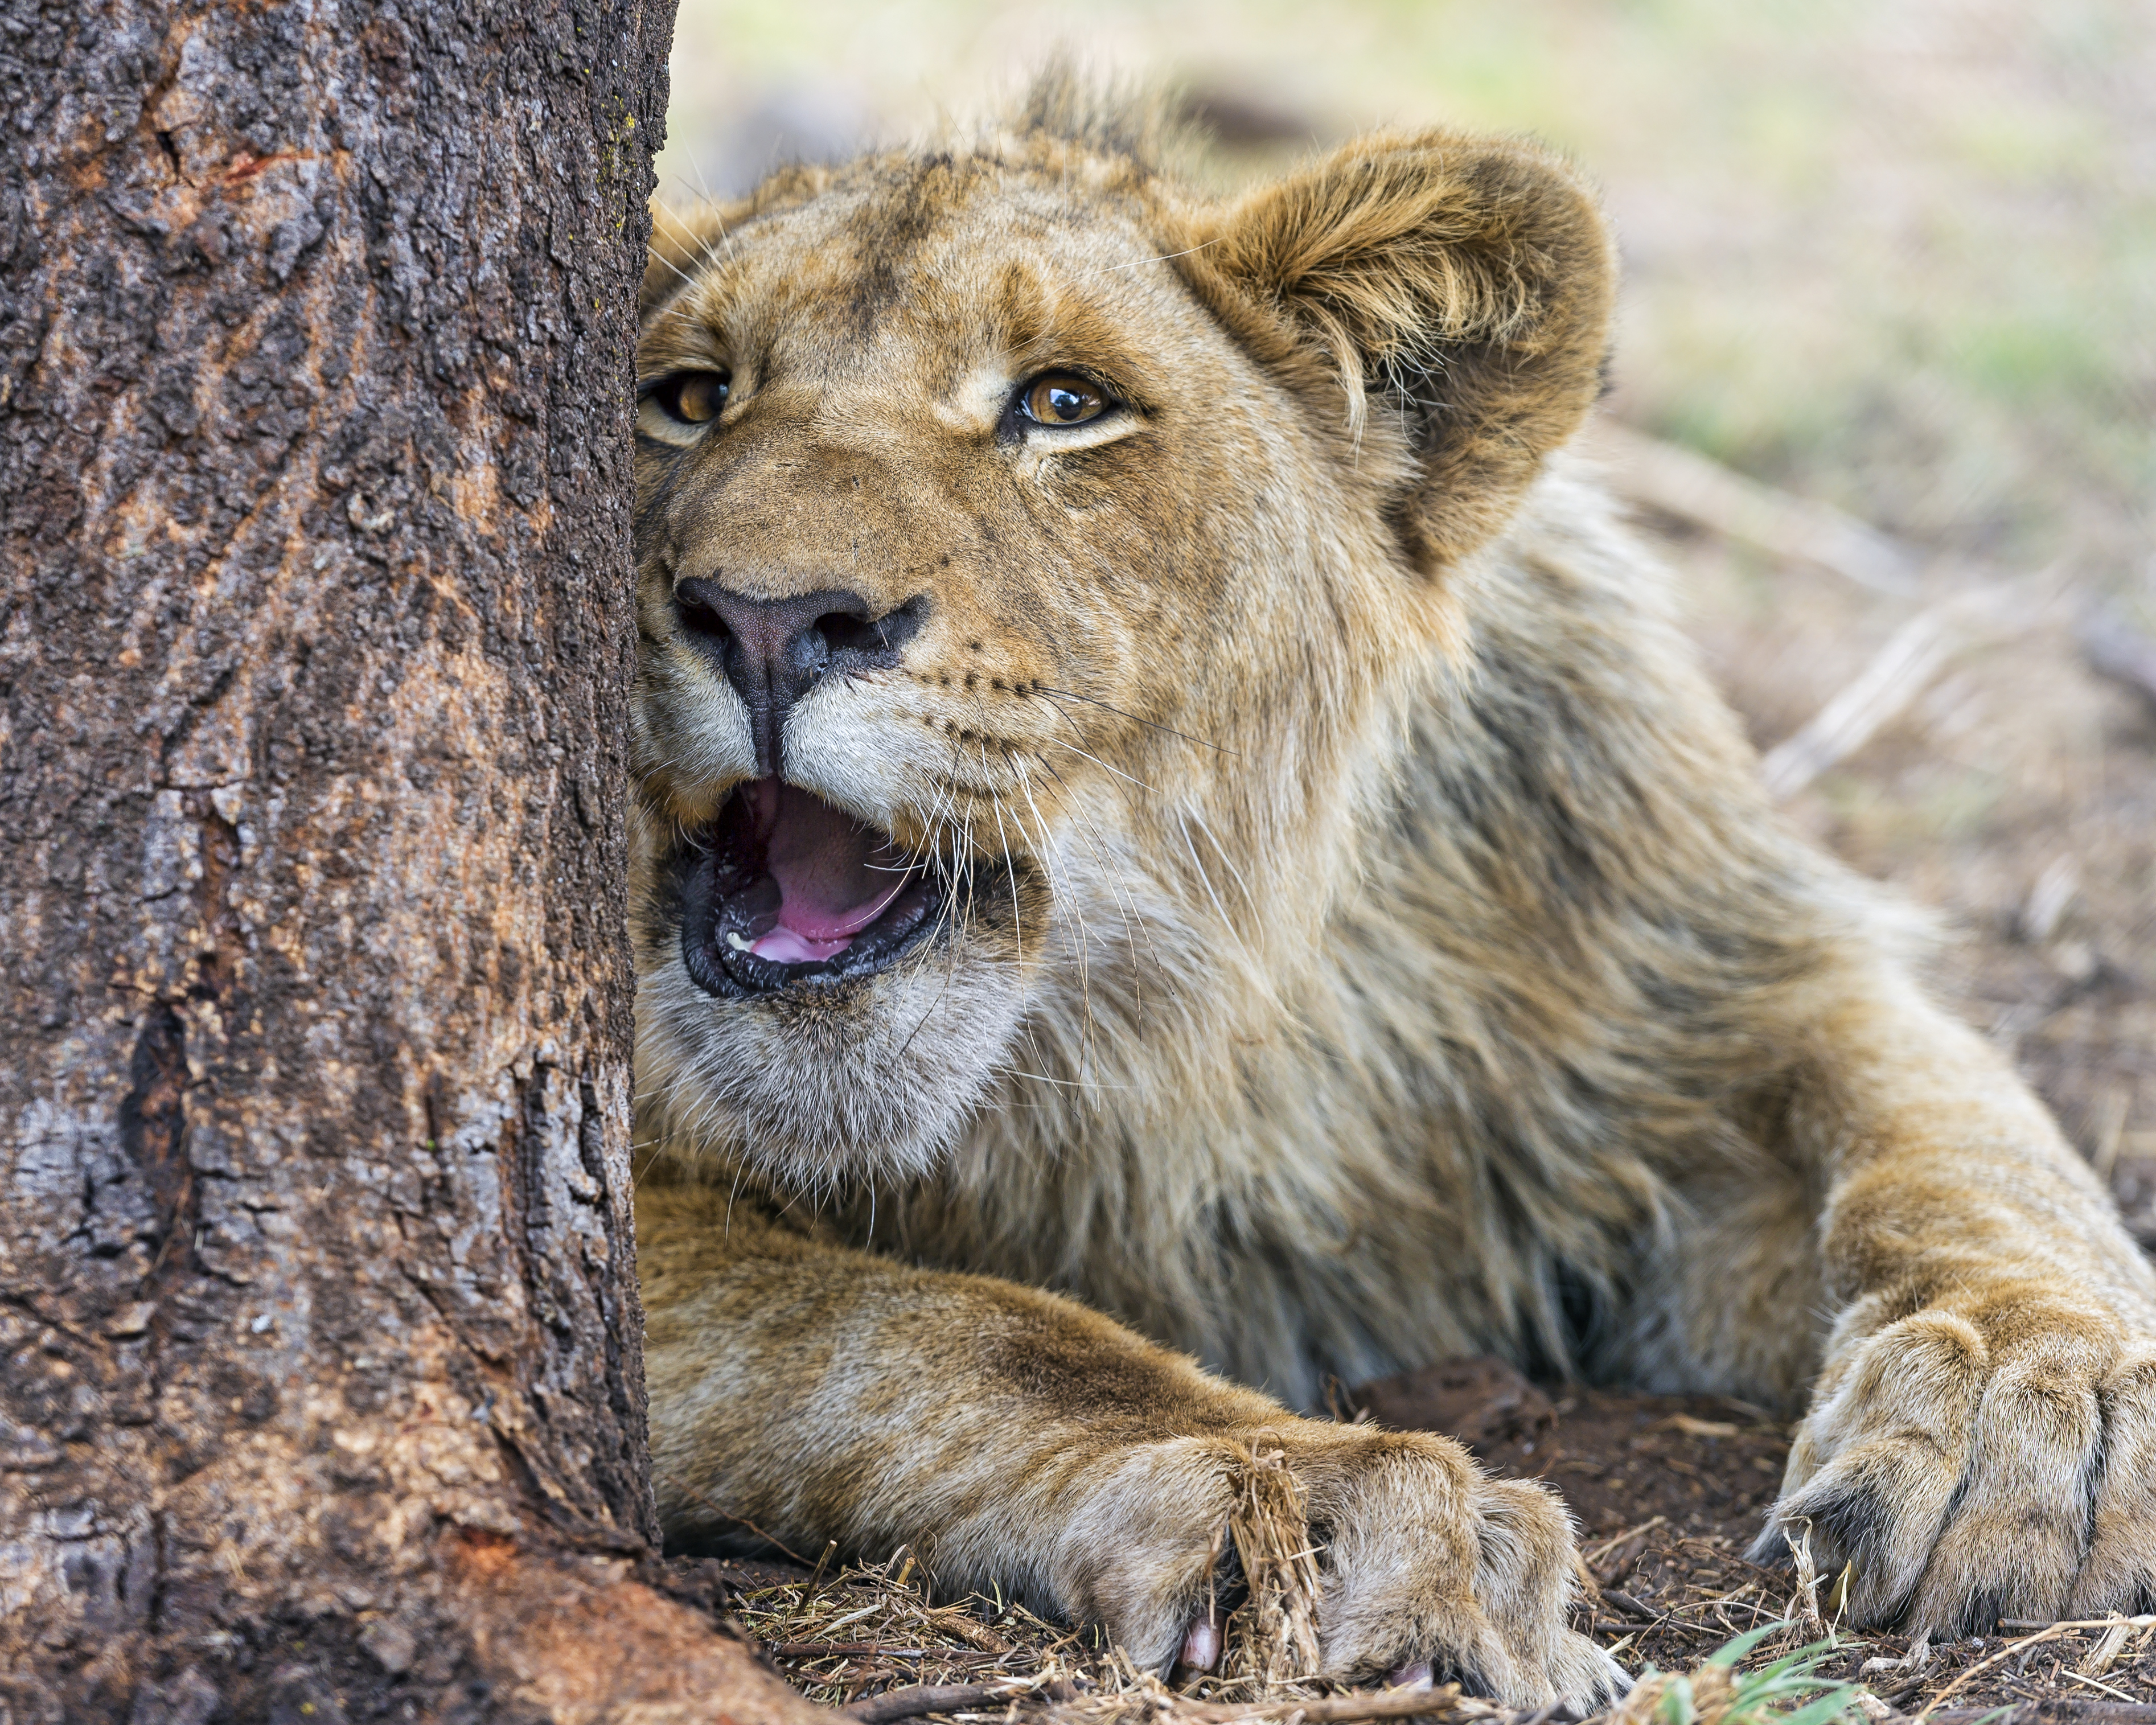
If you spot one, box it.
[627,116,1613,1191]
[631,667,1046,1188]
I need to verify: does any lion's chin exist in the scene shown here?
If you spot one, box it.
[634,803,1029,1188]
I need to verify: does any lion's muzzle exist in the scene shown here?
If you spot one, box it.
[672,578,928,777]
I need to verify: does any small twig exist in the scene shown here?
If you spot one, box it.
[1585,417,1920,596]
[1759,569,2064,799]
[925,1605,1014,1655]
[1650,1414,1742,1440]
[1582,1516,1667,1567]
[1916,1623,2078,1720]
[1635,1616,1729,1642]
[2084,1621,2137,1678]
[1143,1685,1496,1724]
[841,1682,1032,1723]
[2064,1670,2142,1705]
[1670,1582,1761,1615]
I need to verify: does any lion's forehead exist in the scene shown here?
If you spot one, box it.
[651,161,1202,389]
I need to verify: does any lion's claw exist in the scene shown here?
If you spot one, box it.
[1178,1619,1222,1673]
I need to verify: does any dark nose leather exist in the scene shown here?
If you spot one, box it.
[673,578,927,774]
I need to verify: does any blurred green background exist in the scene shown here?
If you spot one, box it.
[656,0,2155,581]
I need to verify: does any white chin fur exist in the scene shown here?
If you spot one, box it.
[634,946,1027,1189]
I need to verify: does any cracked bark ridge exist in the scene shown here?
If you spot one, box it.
[0,0,817,1717]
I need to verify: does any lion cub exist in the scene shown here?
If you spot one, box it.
[629,80,2156,1706]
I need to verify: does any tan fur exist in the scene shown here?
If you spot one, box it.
[630,78,2156,1701]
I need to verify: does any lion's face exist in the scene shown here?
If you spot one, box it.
[631,113,1612,1187]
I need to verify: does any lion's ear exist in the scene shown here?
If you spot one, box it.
[1189,131,1616,569]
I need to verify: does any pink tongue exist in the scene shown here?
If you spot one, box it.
[748,781,909,963]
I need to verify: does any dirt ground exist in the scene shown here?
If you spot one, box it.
[1463,1376,2156,1714]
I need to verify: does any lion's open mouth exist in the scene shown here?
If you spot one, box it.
[677,779,946,997]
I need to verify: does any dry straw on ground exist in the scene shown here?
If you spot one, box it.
[708,1366,2156,1725]
[1216,1441,1327,1693]
[721,1521,1882,1725]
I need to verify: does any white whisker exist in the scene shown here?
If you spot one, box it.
[1071,238,1220,281]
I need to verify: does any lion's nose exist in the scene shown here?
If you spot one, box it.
[673,579,926,775]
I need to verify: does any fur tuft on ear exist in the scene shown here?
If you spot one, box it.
[1188,132,1616,570]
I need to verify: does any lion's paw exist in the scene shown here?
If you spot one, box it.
[1052,1424,1626,1708]
[1753,1296,2156,1632]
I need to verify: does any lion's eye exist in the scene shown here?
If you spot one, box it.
[1020,372,1108,428]
[639,369,731,443]
[654,371,729,424]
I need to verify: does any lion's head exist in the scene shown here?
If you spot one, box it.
[631,79,1614,1189]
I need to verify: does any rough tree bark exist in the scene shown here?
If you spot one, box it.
[0,2,826,1719]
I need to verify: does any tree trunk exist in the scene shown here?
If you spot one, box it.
[1,2,823,1718]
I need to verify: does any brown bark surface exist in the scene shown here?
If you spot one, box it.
[0,1,818,1717]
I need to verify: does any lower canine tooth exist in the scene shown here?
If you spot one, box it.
[726,933,751,952]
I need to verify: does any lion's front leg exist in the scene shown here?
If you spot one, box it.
[1752,976,2156,1632]
[638,1180,1624,1707]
